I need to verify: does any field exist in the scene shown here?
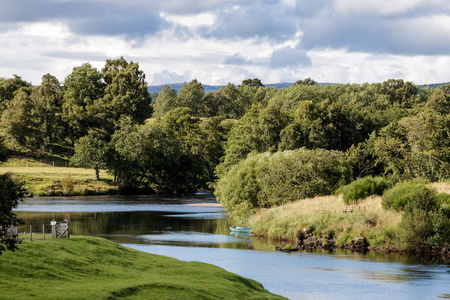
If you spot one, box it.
[0,236,284,299]
[0,156,118,196]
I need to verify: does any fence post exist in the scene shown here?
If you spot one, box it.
[43,224,45,240]
[30,225,32,241]
[51,220,56,239]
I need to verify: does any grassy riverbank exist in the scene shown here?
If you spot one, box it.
[0,236,284,299]
[252,194,401,249]
[0,156,118,196]
[251,182,450,252]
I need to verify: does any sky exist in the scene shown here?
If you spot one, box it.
[1,0,450,86]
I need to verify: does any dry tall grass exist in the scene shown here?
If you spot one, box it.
[251,194,402,248]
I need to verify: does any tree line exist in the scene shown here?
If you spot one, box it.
[1,58,450,196]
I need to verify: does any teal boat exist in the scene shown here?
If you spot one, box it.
[230,226,252,233]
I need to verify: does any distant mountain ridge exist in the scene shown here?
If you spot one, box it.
[147,82,335,94]
[148,82,450,94]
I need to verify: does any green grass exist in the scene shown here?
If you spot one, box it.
[0,236,284,299]
[0,157,118,196]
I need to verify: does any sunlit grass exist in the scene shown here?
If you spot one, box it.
[251,195,402,248]
[0,236,284,299]
[0,158,117,196]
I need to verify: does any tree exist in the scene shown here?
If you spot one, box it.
[383,79,418,108]
[62,63,105,146]
[71,130,109,180]
[426,89,450,115]
[176,79,205,116]
[0,141,26,255]
[30,74,63,153]
[0,75,32,113]
[374,111,450,181]
[101,57,152,125]
[240,78,264,88]
[1,88,40,151]
[293,77,317,86]
[0,173,27,255]
[153,85,178,118]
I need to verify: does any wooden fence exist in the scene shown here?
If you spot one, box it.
[4,219,70,241]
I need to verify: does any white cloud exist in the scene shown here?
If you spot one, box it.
[1,1,450,86]
[160,12,217,28]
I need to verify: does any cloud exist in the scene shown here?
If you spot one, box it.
[151,70,192,85]
[205,3,298,41]
[269,46,311,68]
[0,0,166,36]
[1,0,450,86]
[299,6,450,55]
[224,53,253,65]
[333,0,449,17]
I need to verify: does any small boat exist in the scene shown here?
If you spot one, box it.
[230,226,252,233]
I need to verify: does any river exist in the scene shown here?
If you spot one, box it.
[14,193,450,300]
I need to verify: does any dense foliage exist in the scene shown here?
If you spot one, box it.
[2,59,450,241]
[338,176,392,204]
[215,148,351,220]
[3,58,450,250]
[0,140,27,254]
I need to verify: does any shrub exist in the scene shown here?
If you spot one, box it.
[60,173,75,195]
[394,181,450,249]
[215,148,351,221]
[381,179,430,211]
[339,176,392,204]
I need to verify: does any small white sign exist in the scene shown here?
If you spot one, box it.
[51,221,57,226]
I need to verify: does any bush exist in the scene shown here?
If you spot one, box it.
[398,192,450,249]
[381,179,430,211]
[215,148,351,220]
[339,176,392,204]
[438,193,450,219]
[390,181,450,249]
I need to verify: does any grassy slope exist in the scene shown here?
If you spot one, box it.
[251,195,402,248]
[0,157,118,196]
[0,236,284,300]
[251,182,450,250]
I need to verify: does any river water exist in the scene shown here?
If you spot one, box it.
[15,193,450,300]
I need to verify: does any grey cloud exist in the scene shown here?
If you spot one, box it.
[152,70,191,85]
[224,53,253,65]
[300,15,450,55]
[205,3,298,41]
[68,12,166,37]
[269,46,311,68]
[2,0,450,57]
[0,0,166,36]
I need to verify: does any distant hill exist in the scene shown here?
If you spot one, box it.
[419,82,450,89]
[148,82,450,94]
[147,82,339,94]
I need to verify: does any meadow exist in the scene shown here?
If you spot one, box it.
[0,157,118,196]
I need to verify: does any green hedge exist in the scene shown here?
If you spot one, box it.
[381,179,430,211]
[338,176,392,204]
[215,148,351,221]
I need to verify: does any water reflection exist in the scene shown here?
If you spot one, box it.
[14,194,450,300]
